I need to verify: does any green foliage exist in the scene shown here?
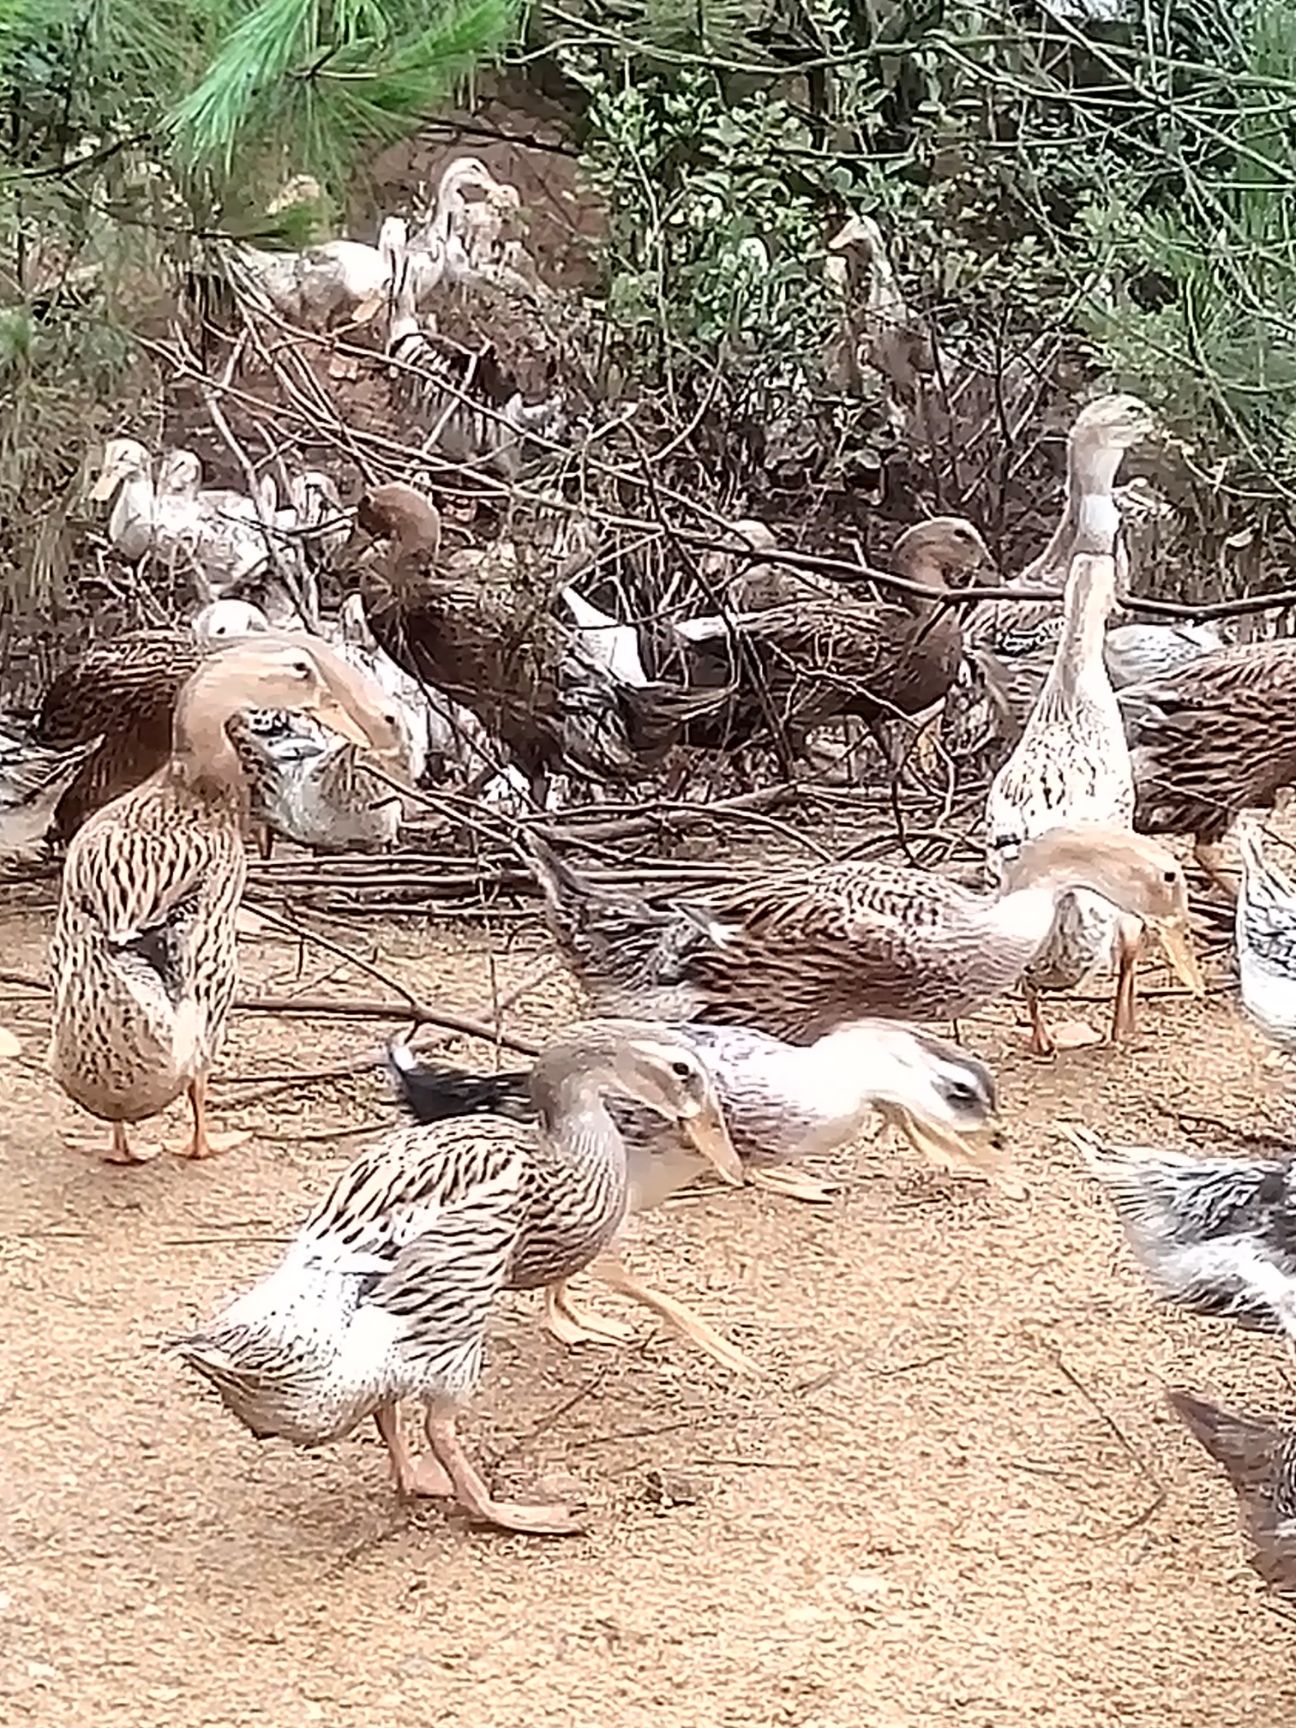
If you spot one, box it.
[171,0,521,199]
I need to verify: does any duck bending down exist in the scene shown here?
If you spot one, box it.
[986,549,1149,1055]
[1120,639,1296,898]
[388,1020,1004,1371]
[174,1020,741,1536]
[525,823,1202,1045]
[1234,817,1296,1054]
[49,636,399,1164]
[1077,1126,1296,1337]
[1166,1390,1296,1598]
[349,481,728,790]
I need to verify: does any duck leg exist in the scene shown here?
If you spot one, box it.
[1025,983,1056,1058]
[100,1120,160,1165]
[590,1254,761,1377]
[1110,915,1144,1042]
[543,1278,637,1347]
[745,1164,838,1204]
[423,1410,585,1536]
[182,1073,249,1159]
[374,1404,452,1498]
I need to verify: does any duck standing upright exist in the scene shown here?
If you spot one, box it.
[49,636,398,1163]
[985,549,1146,1054]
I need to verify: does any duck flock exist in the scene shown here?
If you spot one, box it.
[6,167,1296,1580]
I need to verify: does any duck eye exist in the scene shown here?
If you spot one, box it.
[290,660,312,679]
[1162,869,1177,885]
[670,1059,693,1080]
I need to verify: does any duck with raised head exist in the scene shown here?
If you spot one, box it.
[523,822,1201,1045]
[389,1018,1002,1374]
[986,548,1161,1055]
[49,635,399,1164]
[174,1019,741,1535]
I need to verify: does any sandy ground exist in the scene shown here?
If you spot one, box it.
[2,889,1295,1728]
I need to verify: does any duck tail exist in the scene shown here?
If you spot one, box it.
[385,1040,533,1125]
[1168,1389,1283,1491]
[1071,1126,1295,1330]
[1168,1389,1296,1592]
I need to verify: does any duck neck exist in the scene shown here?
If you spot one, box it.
[529,1051,632,1219]
[170,661,256,805]
[1050,557,1115,695]
[1027,434,1126,583]
[891,543,946,620]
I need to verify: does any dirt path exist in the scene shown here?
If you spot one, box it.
[1,898,1293,1727]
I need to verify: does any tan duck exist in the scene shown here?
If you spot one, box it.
[676,517,994,751]
[348,481,727,792]
[389,1019,1005,1374]
[49,635,399,1164]
[33,599,271,841]
[524,823,1201,1045]
[1121,639,1296,897]
[175,1020,741,1535]
[984,549,1174,1054]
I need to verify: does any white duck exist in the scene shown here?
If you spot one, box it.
[985,547,1142,1054]
[90,439,276,595]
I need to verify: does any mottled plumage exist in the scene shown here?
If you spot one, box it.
[1169,1391,1296,1598]
[985,551,1137,1046]
[48,635,398,1163]
[526,825,1199,1045]
[1235,818,1296,1052]
[1122,640,1296,847]
[0,721,103,860]
[176,1021,741,1533]
[1078,1126,1296,1334]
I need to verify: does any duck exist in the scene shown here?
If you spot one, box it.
[1120,639,1296,898]
[410,155,531,295]
[32,600,272,841]
[0,723,104,862]
[524,822,1202,1044]
[677,518,995,755]
[388,1020,1004,1374]
[348,482,728,794]
[985,548,1145,1055]
[1166,1390,1296,1598]
[1234,817,1296,1052]
[89,439,277,596]
[49,635,399,1164]
[173,1019,742,1535]
[1076,1124,1296,1337]
[232,711,407,856]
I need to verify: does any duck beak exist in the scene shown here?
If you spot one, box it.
[880,1104,1025,1197]
[679,1096,743,1185]
[1153,915,1205,995]
[312,698,374,750]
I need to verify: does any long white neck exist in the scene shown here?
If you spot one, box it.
[1047,556,1116,697]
